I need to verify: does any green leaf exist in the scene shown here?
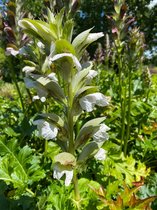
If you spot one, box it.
[72,28,92,58]
[75,117,106,149]
[47,8,55,24]
[55,8,65,29]
[19,19,56,44]
[72,68,90,93]
[0,139,45,193]
[55,39,76,55]
[62,20,74,42]
[104,154,150,186]
[72,29,104,59]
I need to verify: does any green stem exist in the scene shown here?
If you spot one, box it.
[9,58,25,113]
[26,188,35,197]
[67,79,80,205]
[124,69,131,156]
[67,81,74,154]
[117,55,126,151]
[121,84,127,147]
[73,170,81,210]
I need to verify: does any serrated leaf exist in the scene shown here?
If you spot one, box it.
[109,154,150,186]
[75,117,106,149]
[0,139,45,192]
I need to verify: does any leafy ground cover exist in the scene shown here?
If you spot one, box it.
[0,0,157,209]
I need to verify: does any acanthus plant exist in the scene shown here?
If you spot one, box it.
[19,9,110,208]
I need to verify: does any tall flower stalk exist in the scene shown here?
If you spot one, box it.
[19,9,109,208]
[109,0,145,156]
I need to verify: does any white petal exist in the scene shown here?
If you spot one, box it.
[94,148,107,161]
[79,97,95,112]
[32,95,40,101]
[40,97,46,102]
[22,66,35,76]
[33,119,58,140]
[53,164,73,186]
[50,53,82,71]
[94,93,109,106]
[48,73,58,82]
[79,93,109,112]
[93,124,110,143]
[6,47,19,56]
[32,95,46,102]
[53,165,64,180]
[65,170,73,186]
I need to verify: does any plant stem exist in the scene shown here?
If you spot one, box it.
[73,170,81,210]
[117,54,126,151]
[67,78,81,206]
[67,81,74,154]
[26,188,35,197]
[124,68,131,156]
[9,58,25,113]
[121,83,127,147]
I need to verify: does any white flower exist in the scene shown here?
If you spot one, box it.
[53,164,73,186]
[33,119,58,140]
[22,66,36,76]
[6,46,26,56]
[147,0,157,9]
[6,47,19,56]
[79,93,109,112]
[93,123,110,144]
[32,95,46,102]
[48,73,58,82]
[94,148,107,161]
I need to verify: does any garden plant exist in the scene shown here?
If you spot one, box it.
[0,0,157,210]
